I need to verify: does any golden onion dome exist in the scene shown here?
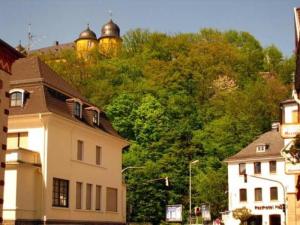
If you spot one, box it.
[100,19,120,39]
[76,25,97,41]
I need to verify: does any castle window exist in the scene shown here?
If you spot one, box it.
[9,89,26,107]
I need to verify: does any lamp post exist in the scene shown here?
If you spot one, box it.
[189,160,199,225]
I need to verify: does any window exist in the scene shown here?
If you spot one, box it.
[10,92,23,107]
[255,188,262,201]
[270,187,278,200]
[77,140,84,160]
[96,185,101,210]
[86,184,92,210]
[74,102,81,118]
[254,162,261,174]
[52,178,69,207]
[239,189,247,202]
[76,182,82,209]
[106,187,118,212]
[256,144,267,152]
[283,104,299,123]
[96,146,102,165]
[239,163,246,175]
[270,161,277,173]
[93,110,99,125]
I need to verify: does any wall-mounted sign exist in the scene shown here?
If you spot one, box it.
[166,204,182,222]
[281,124,300,138]
[285,161,300,174]
[254,204,284,210]
[201,204,211,221]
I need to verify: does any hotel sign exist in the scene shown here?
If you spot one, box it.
[285,162,300,174]
[0,52,15,74]
[281,124,300,138]
[255,204,285,210]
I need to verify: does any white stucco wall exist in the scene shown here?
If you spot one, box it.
[227,159,295,225]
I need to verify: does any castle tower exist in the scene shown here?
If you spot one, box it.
[98,19,122,56]
[75,25,98,58]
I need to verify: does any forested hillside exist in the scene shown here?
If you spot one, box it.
[39,29,294,224]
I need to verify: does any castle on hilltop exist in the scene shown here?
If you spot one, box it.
[15,19,122,58]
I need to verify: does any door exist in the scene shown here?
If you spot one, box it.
[269,214,281,225]
[247,215,262,225]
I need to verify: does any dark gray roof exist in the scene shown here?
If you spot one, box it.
[225,130,284,162]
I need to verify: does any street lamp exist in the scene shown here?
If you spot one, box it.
[189,160,199,225]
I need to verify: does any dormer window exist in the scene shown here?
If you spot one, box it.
[67,98,83,119]
[85,106,100,126]
[74,102,81,118]
[93,110,99,125]
[256,144,268,153]
[9,89,26,107]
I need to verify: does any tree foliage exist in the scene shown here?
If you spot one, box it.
[38,28,294,224]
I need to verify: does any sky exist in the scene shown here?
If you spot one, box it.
[1,0,299,56]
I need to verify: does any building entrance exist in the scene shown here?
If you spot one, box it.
[269,214,281,225]
[247,215,262,225]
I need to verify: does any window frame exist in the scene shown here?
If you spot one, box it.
[239,163,246,175]
[270,187,278,201]
[86,183,92,210]
[106,187,118,212]
[52,178,69,208]
[254,162,261,174]
[254,188,262,202]
[239,189,247,202]
[269,161,277,174]
[92,110,99,125]
[10,91,23,107]
[96,145,102,165]
[76,182,82,209]
[96,185,101,211]
[77,140,84,161]
[74,102,82,118]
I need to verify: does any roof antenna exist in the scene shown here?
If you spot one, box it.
[27,23,34,51]
[109,10,113,20]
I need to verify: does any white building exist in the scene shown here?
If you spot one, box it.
[224,127,296,225]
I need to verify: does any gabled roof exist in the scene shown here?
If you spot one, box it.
[29,42,74,55]
[9,57,125,141]
[11,56,85,101]
[224,130,284,162]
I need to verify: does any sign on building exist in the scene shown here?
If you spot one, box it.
[166,204,182,222]
[280,124,300,138]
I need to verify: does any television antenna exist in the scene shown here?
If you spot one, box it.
[27,23,46,51]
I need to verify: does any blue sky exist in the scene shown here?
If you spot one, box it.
[1,0,299,56]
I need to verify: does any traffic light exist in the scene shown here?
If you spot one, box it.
[282,204,286,213]
[244,173,247,183]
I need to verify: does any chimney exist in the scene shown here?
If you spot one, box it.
[271,122,280,131]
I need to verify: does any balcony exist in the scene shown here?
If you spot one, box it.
[6,148,41,166]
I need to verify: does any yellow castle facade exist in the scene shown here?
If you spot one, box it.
[75,20,122,58]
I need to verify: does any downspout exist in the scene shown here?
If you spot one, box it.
[38,113,47,225]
